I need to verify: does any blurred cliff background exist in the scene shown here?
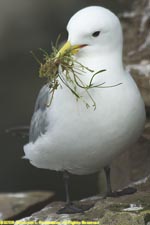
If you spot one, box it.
[0,0,149,205]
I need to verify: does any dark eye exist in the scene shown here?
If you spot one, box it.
[92,31,100,37]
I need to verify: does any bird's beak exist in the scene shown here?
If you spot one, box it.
[56,41,87,57]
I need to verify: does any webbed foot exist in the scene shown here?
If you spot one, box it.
[57,202,94,214]
[105,187,137,198]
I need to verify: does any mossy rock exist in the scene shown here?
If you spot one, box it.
[14,191,150,225]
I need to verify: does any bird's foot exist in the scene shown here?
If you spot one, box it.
[57,202,94,214]
[105,187,137,198]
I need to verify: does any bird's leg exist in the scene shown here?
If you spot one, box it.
[104,166,113,197]
[57,171,94,214]
[104,166,137,198]
[63,170,71,205]
[57,171,83,214]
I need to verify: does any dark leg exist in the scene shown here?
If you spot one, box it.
[63,171,70,204]
[104,166,137,198]
[57,171,94,214]
[104,166,113,196]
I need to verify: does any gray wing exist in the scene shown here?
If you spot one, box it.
[29,84,50,142]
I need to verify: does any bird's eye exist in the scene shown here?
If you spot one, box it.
[92,31,100,37]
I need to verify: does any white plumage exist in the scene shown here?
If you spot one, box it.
[24,6,146,175]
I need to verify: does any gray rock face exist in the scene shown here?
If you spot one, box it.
[121,0,150,106]
[0,191,54,220]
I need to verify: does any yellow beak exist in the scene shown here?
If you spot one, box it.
[56,41,86,57]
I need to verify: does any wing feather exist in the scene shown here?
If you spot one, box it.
[29,84,50,142]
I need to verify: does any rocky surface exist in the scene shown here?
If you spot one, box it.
[121,0,150,106]
[14,188,150,225]
[0,191,54,220]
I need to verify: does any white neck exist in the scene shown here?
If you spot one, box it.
[74,47,125,86]
[76,48,123,73]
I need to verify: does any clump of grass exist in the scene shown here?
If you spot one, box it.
[31,39,121,110]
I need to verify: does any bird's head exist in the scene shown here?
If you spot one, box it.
[58,6,123,59]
